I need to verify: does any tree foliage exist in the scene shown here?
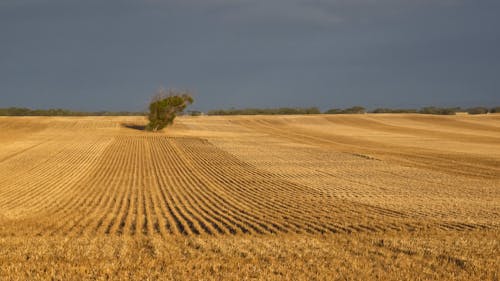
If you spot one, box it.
[146,88,194,131]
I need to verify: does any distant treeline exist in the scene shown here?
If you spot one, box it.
[0,107,145,116]
[320,106,499,115]
[2,106,499,117]
[369,107,460,115]
[208,106,500,116]
[464,106,500,115]
[207,107,321,116]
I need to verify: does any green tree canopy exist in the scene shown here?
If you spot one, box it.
[146,88,194,131]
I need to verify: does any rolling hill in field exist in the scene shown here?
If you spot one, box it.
[0,114,498,280]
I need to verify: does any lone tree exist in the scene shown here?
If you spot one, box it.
[146,88,194,131]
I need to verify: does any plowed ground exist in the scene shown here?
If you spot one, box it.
[0,114,498,280]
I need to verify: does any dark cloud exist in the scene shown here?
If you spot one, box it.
[0,0,499,111]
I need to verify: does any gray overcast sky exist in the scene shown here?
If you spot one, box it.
[1,0,499,111]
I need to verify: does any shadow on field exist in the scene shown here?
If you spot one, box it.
[121,123,146,131]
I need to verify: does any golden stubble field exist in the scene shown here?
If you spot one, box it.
[0,114,499,280]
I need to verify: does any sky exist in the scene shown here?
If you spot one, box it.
[1,0,499,112]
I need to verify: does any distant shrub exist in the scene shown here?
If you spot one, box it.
[324,108,344,114]
[372,108,418,113]
[207,107,320,116]
[342,106,366,114]
[418,107,458,115]
[324,106,365,114]
[0,107,144,116]
[146,88,194,131]
[489,106,500,113]
[188,110,203,116]
[466,107,489,115]
[0,107,34,116]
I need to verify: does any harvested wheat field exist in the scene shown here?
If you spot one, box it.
[0,114,499,280]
